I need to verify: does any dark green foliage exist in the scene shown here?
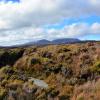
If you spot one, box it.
[0,49,24,67]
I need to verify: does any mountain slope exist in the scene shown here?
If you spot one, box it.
[5,38,81,47]
[0,42,100,100]
[52,38,80,44]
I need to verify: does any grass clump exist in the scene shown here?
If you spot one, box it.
[90,61,100,74]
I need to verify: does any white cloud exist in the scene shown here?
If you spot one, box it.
[0,22,100,46]
[0,0,100,45]
[0,0,100,29]
[91,23,100,33]
[45,23,100,39]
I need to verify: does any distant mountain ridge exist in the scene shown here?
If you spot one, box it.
[22,38,81,46]
[52,38,80,44]
[0,38,99,48]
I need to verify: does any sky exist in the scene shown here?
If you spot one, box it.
[0,0,100,46]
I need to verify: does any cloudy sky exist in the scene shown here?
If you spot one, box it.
[0,0,100,46]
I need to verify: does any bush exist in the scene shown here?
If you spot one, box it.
[0,49,24,67]
[31,58,41,65]
[49,90,59,98]
[90,61,100,74]
[0,87,7,100]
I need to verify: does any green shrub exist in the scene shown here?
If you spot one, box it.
[0,87,7,100]
[91,61,100,74]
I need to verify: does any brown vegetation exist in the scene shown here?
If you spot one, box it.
[0,42,100,100]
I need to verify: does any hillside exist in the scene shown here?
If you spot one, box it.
[0,38,81,48]
[0,42,100,100]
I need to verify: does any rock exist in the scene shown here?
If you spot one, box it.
[28,77,48,89]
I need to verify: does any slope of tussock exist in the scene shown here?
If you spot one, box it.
[0,42,100,100]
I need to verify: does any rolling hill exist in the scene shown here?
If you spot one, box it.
[0,41,100,100]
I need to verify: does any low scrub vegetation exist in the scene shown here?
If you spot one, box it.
[0,42,100,100]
